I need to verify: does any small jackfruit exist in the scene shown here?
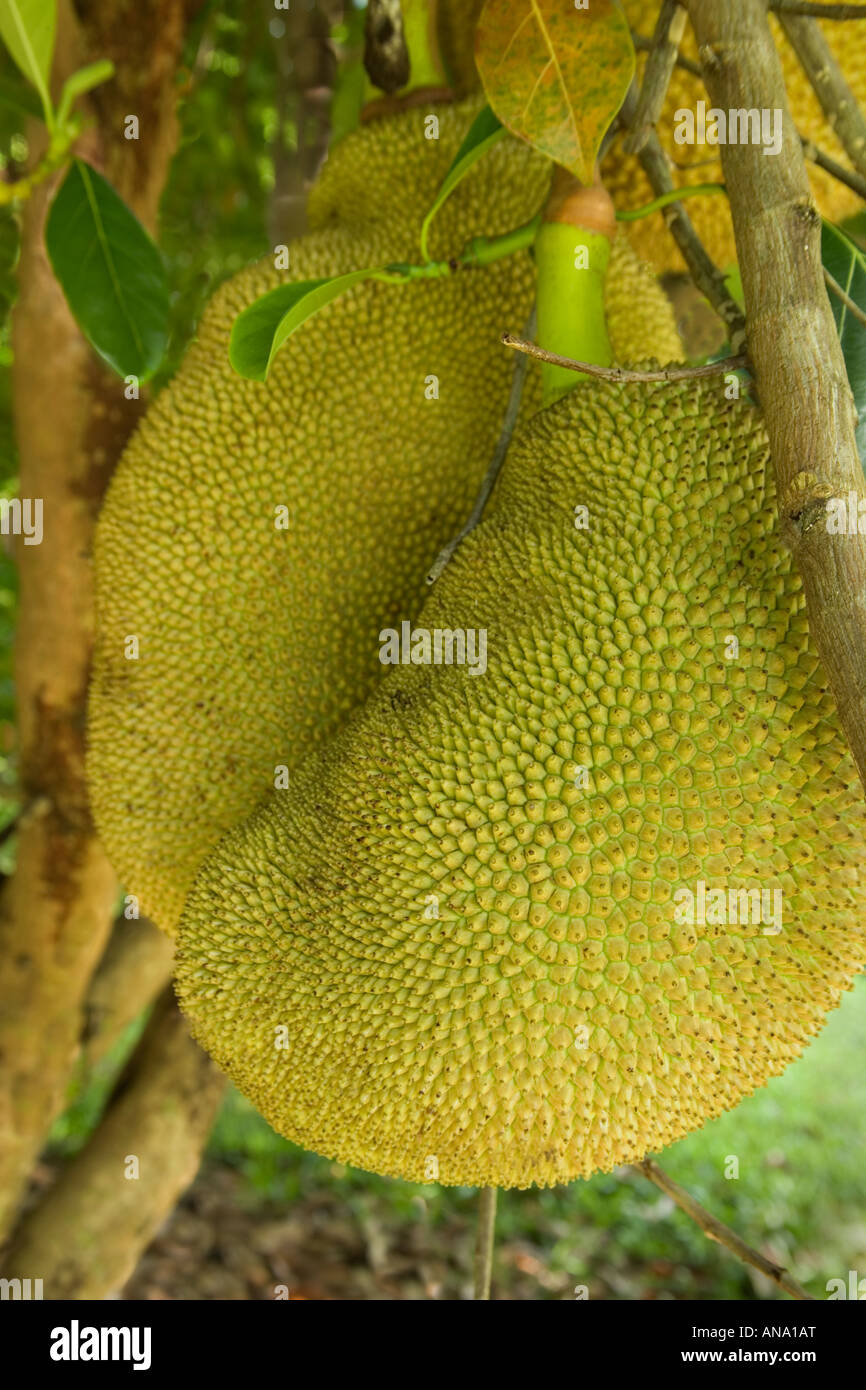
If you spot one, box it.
[88,98,681,936]
[176,376,866,1189]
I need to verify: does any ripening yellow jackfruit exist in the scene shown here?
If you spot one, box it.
[175,375,866,1189]
[440,0,866,271]
[87,99,680,936]
[609,0,866,272]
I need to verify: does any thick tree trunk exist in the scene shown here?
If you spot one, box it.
[2,991,225,1299]
[82,916,175,1064]
[0,0,200,1243]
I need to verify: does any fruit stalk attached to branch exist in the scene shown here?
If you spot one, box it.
[534,167,615,406]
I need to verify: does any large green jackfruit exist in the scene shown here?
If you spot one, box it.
[176,375,866,1189]
[88,99,681,936]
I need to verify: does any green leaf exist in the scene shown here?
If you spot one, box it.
[0,0,57,126]
[419,105,505,262]
[822,219,866,467]
[475,0,634,186]
[0,69,41,119]
[230,269,380,381]
[56,59,114,128]
[45,159,169,379]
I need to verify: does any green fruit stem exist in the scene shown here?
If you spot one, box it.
[535,176,615,408]
[402,0,450,88]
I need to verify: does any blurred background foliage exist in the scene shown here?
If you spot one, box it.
[0,0,864,1300]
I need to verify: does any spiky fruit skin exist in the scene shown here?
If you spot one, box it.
[176,377,866,1190]
[87,101,551,935]
[88,100,680,936]
[606,235,683,365]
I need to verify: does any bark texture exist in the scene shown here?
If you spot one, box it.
[0,0,200,1242]
[82,916,174,1064]
[686,0,866,791]
[2,991,225,1299]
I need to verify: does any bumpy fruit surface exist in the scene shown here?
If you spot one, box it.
[176,377,866,1188]
[88,101,547,933]
[88,98,680,935]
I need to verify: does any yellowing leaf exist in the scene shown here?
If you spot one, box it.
[476,0,635,185]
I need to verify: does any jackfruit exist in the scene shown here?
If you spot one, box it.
[175,375,866,1189]
[605,234,682,365]
[439,0,866,271]
[87,101,547,934]
[87,100,679,936]
[610,0,866,272]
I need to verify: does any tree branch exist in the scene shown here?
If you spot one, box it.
[779,11,866,179]
[619,82,746,348]
[0,0,199,1243]
[624,0,687,155]
[1,991,225,1299]
[81,915,175,1064]
[633,1160,815,1301]
[685,1,866,791]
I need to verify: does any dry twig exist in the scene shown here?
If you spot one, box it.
[625,0,688,154]
[633,1160,815,1301]
[501,335,748,382]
